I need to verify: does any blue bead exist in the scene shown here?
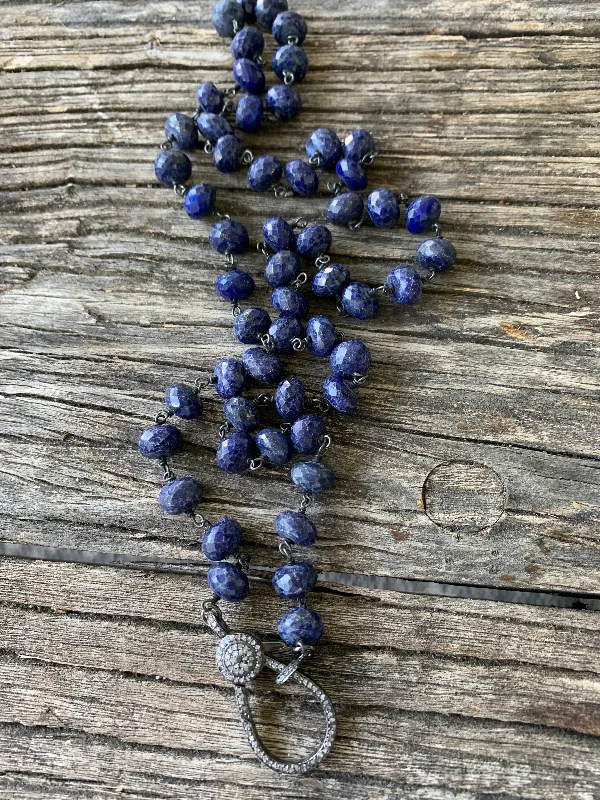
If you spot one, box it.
[212,0,246,38]
[330,339,371,378]
[213,134,244,173]
[202,518,243,561]
[291,414,326,455]
[237,0,257,23]
[278,606,323,646]
[416,238,457,272]
[306,128,343,169]
[263,218,295,252]
[231,26,264,59]
[268,316,304,353]
[242,347,282,382]
[325,192,364,226]
[209,220,250,255]
[341,281,379,319]
[367,188,400,228]
[306,315,337,357]
[275,377,305,421]
[248,154,283,191]
[291,461,334,493]
[215,269,255,301]
[266,84,301,120]
[236,93,264,132]
[256,0,288,30]
[312,263,350,298]
[273,561,317,598]
[271,286,308,318]
[405,194,441,235]
[165,383,203,420]
[159,477,203,514]
[196,112,234,142]
[275,510,317,546]
[296,225,332,259]
[233,306,271,344]
[196,82,224,114]
[154,150,192,186]
[387,266,422,304]
[214,358,246,399]
[138,424,182,459]
[264,250,300,287]
[224,396,260,432]
[284,160,319,196]
[336,157,368,191]
[255,428,292,464]
[272,44,308,81]
[165,113,198,151]
[323,376,357,414]
[216,432,255,473]
[233,58,265,94]
[272,10,307,45]
[208,562,249,603]
[343,129,376,163]
[183,183,217,219]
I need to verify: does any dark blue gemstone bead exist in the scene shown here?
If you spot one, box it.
[165,113,198,151]
[306,315,337,357]
[233,306,271,344]
[242,347,282,382]
[216,432,255,473]
[268,316,304,354]
[416,238,457,272]
[236,93,264,133]
[291,413,326,455]
[336,157,368,191]
[284,160,318,196]
[367,188,400,228]
[209,220,250,255]
[233,58,265,94]
[323,376,357,414]
[272,44,308,81]
[275,510,317,546]
[248,154,283,191]
[312,263,350,298]
[165,383,203,420]
[196,112,234,142]
[387,266,422,304]
[341,281,379,319]
[264,250,300,287]
[196,82,224,114]
[263,218,295,252]
[224,396,260,432]
[275,377,305,421]
[405,194,441,235]
[266,84,301,120]
[325,192,364,226]
[256,0,288,30]
[272,10,307,45]
[159,476,203,514]
[343,129,376,163]
[296,225,332,259]
[306,128,342,169]
[231,26,264,59]
[215,269,255,301]
[255,428,292,464]
[291,460,334,493]
[183,183,217,219]
[273,561,317,598]
[202,517,243,561]
[271,286,308,318]
[237,0,257,23]
[278,606,323,646]
[330,339,371,378]
[154,150,192,187]
[138,424,182,459]
[214,358,246,399]
[212,0,246,38]
[213,134,244,173]
[207,562,249,603]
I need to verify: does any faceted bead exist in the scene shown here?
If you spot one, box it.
[213,134,244,173]
[255,428,292,464]
[325,192,364,226]
[214,357,246,399]
[236,93,264,132]
[215,269,255,301]
[138,424,182,459]
[387,266,422,304]
[336,157,368,191]
[272,10,307,45]
[183,182,217,219]
[405,194,441,235]
[272,44,308,82]
[216,432,255,473]
[264,250,300,287]
[237,0,257,23]
[212,0,246,38]
[275,377,305,421]
[266,84,301,120]
[272,561,317,598]
[165,113,198,151]
[233,306,271,344]
[306,128,343,169]
[341,281,379,319]
[416,238,457,272]
[296,224,332,259]
[242,347,282,382]
[159,476,203,514]
[154,150,192,187]
[275,510,317,547]
[306,315,337,357]
[278,607,323,646]
[231,26,264,60]
[255,0,288,30]
[209,220,250,254]
[330,339,371,378]
[248,154,283,191]
[165,383,203,420]
[291,413,326,455]
[196,112,234,142]
[208,562,249,603]
[233,57,266,94]
[284,159,318,196]
[202,517,243,561]
[196,82,224,114]
[291,461,334,493]
[323,376,357,414]
[312,263,350,298]
[367,188,400,228]
[263,218,295,252]
[268,316,304,353]
[271,286,308,318]
[343,129,376,163]
[224,396,260,432]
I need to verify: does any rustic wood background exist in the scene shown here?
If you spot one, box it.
[1,0,599,796]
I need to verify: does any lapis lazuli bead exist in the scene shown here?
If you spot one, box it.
[272,10,307,45]
[238,0,257,23]
[367,188,400,228]
[284,159,318,196]
[405,194,442,235]
[325,192,364,226]
[224,396,261,432]
[291,413,326,455]
[343,129,376,163]
[296,224,332,259]
[138,424,182,459]
[165,113,198,151]
[231,26,264,60]
[272,44,308,81]
[233,58,266,94]
[312,263,350,297]
[256,0,288,30]
[196,82,224,114]
[209,220,250,254]
[214,358,246,399]
[330,339,371,378]
[233,306,271,344]
[202,517,243,561]
[196,112,234,142]
[165,383,203,420]
[208,562,249,603]
[216,432,255,474]
[266,84,301,120]
[275,510,317,547]
[336,157,368,191]
[242,347,282,382]
[264,250,300,287]
[236,93,264,132]
[213,134,244,173]
[212,0,246,38]
[159,476,203,515]
[306,128,343,169]
[291,461,334,493]
[275,377,305,421]
[183,183,217,219]
[341,281,379,319]
[416,238,457,272]
[268,316,304,353]
[306,315,337,357]
[263,218,295,252]
[323,376,357,414]
[215,268,255,301]
[271,286,308,318]
[154,150,192,187]
[273,561,317,598]
[248,154,283,191]
[255,428,292,465]
[387,266,422,304]
[278,606,323,646]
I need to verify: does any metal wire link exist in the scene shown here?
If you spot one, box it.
[260,333,276,353]
[315,254,331,269]
[154,409,173,425]
[361,151,378,166]
[309,153,323,167]
[189,511,211,529]
[274,183,294,198]
[352,373,367,385]
[327,181,344,196]
[194,375,218,392]
[249,457,264,471]
[348,214,366,230]
[231,301,242,317]
[160,139,173,151]
[257,241,271,258]
[279,539,294,562]
[292,337,308,351]
[433,223,442,238]
[283,70,295,85]
[204,140,214,154]
[397,192,410,205]
[290,217,308,230]
[287,35,299,45]
[241,149,254,165]
[298,492,313,514]
[255,393,275,405]
[173,183,188,197]
[314,435,331,462]
[213,210,231,220]
[291,272,307,289]
[235,551,251,573]
[159,458,175,482]
[220,422,233,439]
[336,297,350,316]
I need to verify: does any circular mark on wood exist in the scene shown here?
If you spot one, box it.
[422,461,506,534]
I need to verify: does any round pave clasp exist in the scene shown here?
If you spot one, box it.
[216,632,265,685]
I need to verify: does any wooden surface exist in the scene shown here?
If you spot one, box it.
[1,0,599,796]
